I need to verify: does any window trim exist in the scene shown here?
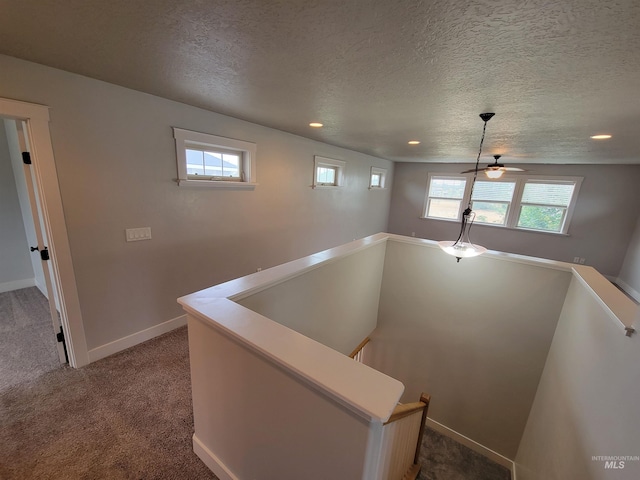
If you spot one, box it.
[313,156,345,188]
[369,167,388,190]
[174,127,257,189]
[423,173,583,235]
[423,175,471,221]
[470,177,519,227]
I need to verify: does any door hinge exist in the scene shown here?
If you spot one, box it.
[40,247,50,261]
[56,326,69,364]
[22,151,32,164]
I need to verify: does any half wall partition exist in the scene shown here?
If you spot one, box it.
[178,233,638,480]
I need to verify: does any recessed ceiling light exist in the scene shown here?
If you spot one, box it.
[408,140,420,145]
[309,122,323,128]
[590,134,612,140]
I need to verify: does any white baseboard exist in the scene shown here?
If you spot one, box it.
[0,277,35,293]
[35,278,48,298]
[87,314,187,363]
[193,434,238,480]
[614,277,640,303]
[426,418,515,477]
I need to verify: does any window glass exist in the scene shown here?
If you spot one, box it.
[517,182,575,232]
[186,149,206,176]
[186,149,242,179]
[371,173,382,187]
[423,173,581,234]
[427,198,463,219]
[426,177,467,219]
[430,178,466,199]
[317,166,337,185]
[471,181,516,225]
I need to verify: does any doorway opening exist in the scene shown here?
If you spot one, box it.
[0,117,66,389]
[0,97,88,374]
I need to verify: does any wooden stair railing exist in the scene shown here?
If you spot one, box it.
[348,336,370,362]
[382,393,431,480]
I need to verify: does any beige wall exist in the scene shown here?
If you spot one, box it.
[369,240,572,458]
[237,243,386,355]
[0,54,393,351]
[618,214,640,300]
[386,162,640,278]
[188,314,372,480]
[515,276,640,479]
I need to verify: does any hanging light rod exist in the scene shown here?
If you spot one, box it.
[438,112,494,262]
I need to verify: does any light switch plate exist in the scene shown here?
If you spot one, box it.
[126,227,152,242]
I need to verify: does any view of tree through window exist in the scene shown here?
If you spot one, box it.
[517,182,575,232]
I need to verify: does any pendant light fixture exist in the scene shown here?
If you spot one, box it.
[438,112,494,262]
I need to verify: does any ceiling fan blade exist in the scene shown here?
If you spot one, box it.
[460,168,488,174]
[503,167,526,172]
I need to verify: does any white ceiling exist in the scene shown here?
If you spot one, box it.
[1,0,639,165]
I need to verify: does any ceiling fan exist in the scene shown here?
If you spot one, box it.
[461,154,526,179]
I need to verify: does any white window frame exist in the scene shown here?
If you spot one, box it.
[313,156,345,188]
[423,173,583,235]
[469,177,518,227]
[173,127,257,189]
[423,175,471,221]
[369,167,388,189]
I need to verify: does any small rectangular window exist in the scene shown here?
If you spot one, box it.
[370,167,387,189]
[313,156,345,188]
[316,166,337,185]
[425,176,467,220]
[174,128,257,188]
[186,147,242,180]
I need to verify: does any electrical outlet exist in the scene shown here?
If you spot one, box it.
[411,232,416,237]
[125,227,152,242]
[579,257,586,264]
[573,257,580,263]
[256,267,262,272]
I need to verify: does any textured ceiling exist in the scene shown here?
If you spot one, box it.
[1,0,639,165]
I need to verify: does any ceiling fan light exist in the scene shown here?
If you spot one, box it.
[485,169,504,179]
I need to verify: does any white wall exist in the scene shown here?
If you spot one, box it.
[617,213,640,301]
[3,119,47,295]
[387,163,640,278]
[369,239,573,459]
[515,276,640,479]
[0,54,393,352]
[188,313,375,480]
[0,124,34,291]
[237,242,386,355]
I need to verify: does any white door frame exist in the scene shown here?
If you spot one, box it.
[1,97,88,367]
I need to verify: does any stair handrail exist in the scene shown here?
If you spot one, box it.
[349,336,371,359]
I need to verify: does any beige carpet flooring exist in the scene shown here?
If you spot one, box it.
[0,287,61,391]
[0,327,217,480]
